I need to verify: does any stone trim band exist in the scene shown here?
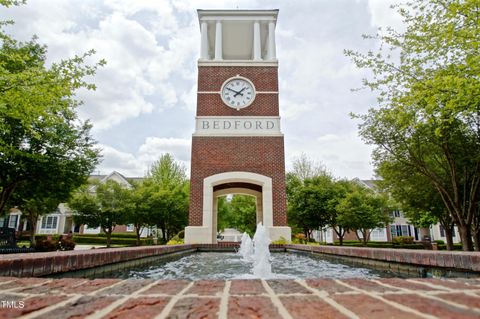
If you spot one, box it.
[193,116,283,137]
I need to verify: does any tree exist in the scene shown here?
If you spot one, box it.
[217,195,257,236]
[119,182,149,246]
[377,160,456,250]
[288,175,337,241]
[291,153,327,182]
[143,154,189,243]
[0,2,103,215]
[326,179,357,245]
[346,0,480,250]
[148,154,187,189]
[336,184,391,246]
[70,181,128,247]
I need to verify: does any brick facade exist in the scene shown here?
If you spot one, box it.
[189,136,287,226]
[189,65,287,227]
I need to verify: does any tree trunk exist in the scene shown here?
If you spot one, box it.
[161,226,167,243]
[354,230,363,244]
[458,224,473,251]
[135,224,141,246]
[443,224,454,251]
[334,226,344,245]
[363,230,370,246]
[28,213,38,246]
[106,229,112,248]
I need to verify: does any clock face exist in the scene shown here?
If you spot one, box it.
[220,76,256,110]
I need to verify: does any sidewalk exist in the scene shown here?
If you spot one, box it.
[0,277,479,318]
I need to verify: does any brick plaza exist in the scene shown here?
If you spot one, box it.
[1,276,480,318]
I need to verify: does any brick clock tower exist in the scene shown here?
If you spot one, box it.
[185,9,291,244]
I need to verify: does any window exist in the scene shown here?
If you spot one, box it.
[8,215,18,229]
[390,225,410,237]
[439,225,456,238]
[126,224,134,232]
[440,225,445,237]
[41,216,58,230]
[0,217,5,228]
[389,210,401,218]
[370,228,386,241]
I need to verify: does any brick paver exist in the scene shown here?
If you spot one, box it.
[0,277,479,318]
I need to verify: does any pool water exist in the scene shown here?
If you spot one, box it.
[109,252,396,280]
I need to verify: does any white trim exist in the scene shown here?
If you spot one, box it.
[184,171,291,243]
[197,91,278,94]
[193,116,283,137]
[204,171,273,227]
[198,61,278,67]
[214,188,261,198]
[200,16,276,22]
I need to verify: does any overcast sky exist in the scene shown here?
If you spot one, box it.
[2,0,405,179]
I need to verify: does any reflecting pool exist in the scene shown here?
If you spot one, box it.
[105,252,396,280]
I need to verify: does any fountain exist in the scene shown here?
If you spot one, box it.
[238,232,254,261]
[238,223,272,278]
[252,222,272,277]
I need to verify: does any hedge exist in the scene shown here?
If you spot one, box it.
[96,232,138,239]
[438,243,463,250]
[331,241,424,249]
[73,236,153,246]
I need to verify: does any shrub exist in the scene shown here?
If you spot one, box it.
[96,232,137,239]
[176,230,185,239]
[293,233,307,244]
[58,235,75,251]
[167,235,184,245]
[35,236,58,252]
[73,235,153,246]
[392,236,414,245]
[272,236,289,244]
[433,240,445,245]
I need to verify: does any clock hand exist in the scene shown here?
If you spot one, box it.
[226,87,241,95]
[234,87,246,97]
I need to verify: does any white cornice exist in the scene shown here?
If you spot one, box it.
[198,60,278,67]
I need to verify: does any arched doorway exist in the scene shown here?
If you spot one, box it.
[214,184,262,243]
[185,171,278,243]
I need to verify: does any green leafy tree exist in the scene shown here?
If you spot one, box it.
[346,0,480,250]
[326,179,357,245]
[70,180,128,247]
[288,175,337,241]
[119,182,150,246]
[0,2,103,215]
[143,154,189,243]
[291,153,327,182]
[217,196,232,233]
[286,155,332,239]
[336,184,391,246]
[377,160,456,250]
[217,195,257,236]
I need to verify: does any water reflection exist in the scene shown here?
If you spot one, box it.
[115,252,392,280]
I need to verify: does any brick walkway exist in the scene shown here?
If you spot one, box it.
[1,277,480,318]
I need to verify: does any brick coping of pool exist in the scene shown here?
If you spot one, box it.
[0,276,480,318]
[0,243,479,277]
